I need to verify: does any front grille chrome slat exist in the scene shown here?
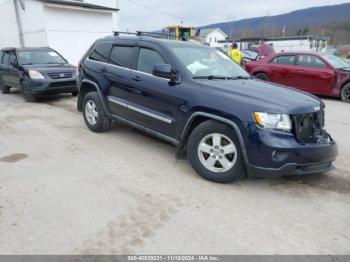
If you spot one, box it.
[48,72,73,79]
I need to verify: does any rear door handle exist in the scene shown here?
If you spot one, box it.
[131,76,142,82]
[127,87,142,94]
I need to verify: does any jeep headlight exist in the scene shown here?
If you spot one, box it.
[28,70,45,80]
[254,112,292,132]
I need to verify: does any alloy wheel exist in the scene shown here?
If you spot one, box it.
[343,86,350,103]
[197,133,237,173]
[85,100,99,125]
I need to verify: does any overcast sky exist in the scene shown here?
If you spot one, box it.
[117,0,349,32]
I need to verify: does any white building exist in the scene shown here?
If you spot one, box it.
[266,36,329,53]
[194,28,228,48]
[231,36,329,53]
[0,0,119,65]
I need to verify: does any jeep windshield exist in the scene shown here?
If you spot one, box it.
[169,45,250,79]
[17,50,67,65]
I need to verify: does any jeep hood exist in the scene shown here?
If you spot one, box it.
[198,79,324,115]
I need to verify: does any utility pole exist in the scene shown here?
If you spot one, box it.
[14,0,24,47]
[282,26,286,38]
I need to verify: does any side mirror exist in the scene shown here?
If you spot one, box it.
[152,64,178,82]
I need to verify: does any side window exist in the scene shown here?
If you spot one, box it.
[2,52,10,65]
[109,46,135,68]
[8,53,17,66]
[271,55,296,65]
[0,51,3,64]
[89,43,112,63]
[137,48,166,74]
[298,55,327,68]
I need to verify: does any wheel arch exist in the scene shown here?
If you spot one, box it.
[253,71,270,78]
[176,112,248,164]
[77,79,110,116]
[340,80,350,101]
[341,80,350,92]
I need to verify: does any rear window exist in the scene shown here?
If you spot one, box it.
[109,46,135,68]
[271,55,296,65]
[89,43,112,63]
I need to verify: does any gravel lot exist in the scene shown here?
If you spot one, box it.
[0,90,349,255]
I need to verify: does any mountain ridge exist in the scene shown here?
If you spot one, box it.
[198,3,350,41]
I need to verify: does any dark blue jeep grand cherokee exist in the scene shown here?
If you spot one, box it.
[77,36,338,183]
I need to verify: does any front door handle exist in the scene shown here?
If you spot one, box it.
[131,76,142,82]
[99,67,107,72]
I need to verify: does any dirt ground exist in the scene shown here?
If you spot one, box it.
[0,90,349,255]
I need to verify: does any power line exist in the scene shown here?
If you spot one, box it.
[126,0,183,21]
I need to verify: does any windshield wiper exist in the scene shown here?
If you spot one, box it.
[193,75,232,80]
[193,75,252,80]
[230,75,252,80]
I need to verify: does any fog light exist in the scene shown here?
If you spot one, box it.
[272,151,289,162]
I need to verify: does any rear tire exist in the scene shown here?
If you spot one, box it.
[82,92,111,133]
[255,72,270,81]
[0,78,10,94]
[341,83,350,103]
[187,120,246,183]
[21,81,36,102]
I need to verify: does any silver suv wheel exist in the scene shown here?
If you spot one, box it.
[197,133,237,173]
[85,100,98,126]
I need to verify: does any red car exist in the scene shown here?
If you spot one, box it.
[245,52,350,103]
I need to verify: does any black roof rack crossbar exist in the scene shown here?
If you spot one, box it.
[113,31,138,37]
[113,31,173,39]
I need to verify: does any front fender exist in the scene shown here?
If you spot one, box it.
[177,111,249,164]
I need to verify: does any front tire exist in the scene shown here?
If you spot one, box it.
[341,83,350,103]
[82,92,111,133]
[187,120,246,183]
[0,78,10,94]
[255,72,270,82]
[21,81,36,102]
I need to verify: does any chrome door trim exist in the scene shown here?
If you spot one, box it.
[107,96,173,124]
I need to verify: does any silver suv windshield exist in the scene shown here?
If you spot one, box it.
[17,50,67,65]
[169,45,250,79]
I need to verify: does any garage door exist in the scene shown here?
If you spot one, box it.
[44,5,114,65]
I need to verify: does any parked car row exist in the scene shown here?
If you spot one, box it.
[0,47,77,102]
[0,38,339,184]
